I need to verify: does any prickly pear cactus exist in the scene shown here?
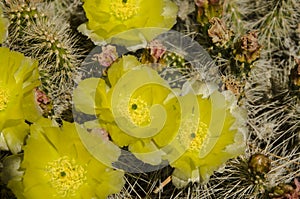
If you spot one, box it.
[0,0,299,199]
[2,0,82,121]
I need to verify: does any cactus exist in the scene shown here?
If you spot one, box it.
[2,0,82,121]
[222,0,245,37]
[235,0,299,51]
[49,0,82,19]
[0,0,299,198]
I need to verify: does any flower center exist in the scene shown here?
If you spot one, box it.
[45,156,87,197]
[110,0,139,21]
[128,96,151,126]
[178,120,208,152]
[0,87,10,111]
[188,122,208,152]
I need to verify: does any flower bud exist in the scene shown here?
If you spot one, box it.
[248,154,271,175]
[235,31,262,63]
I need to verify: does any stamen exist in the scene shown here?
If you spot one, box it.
[178,120,208,152]
[110,0,139,21]
[0,87,10,111]
[128,96,151,126]
[188,122,208,152]
[45,156,87,197]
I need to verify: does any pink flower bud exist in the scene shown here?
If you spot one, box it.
[148,40,167,62]
[92,45,118,67]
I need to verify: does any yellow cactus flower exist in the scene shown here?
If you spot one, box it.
[78,0,178,47]
[0,47,40,130]
[170,88,247,187]
[73,55,188,165]
[0,47,40,154]
[8,119,125,199]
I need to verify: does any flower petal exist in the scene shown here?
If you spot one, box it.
[73,78,103,115]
